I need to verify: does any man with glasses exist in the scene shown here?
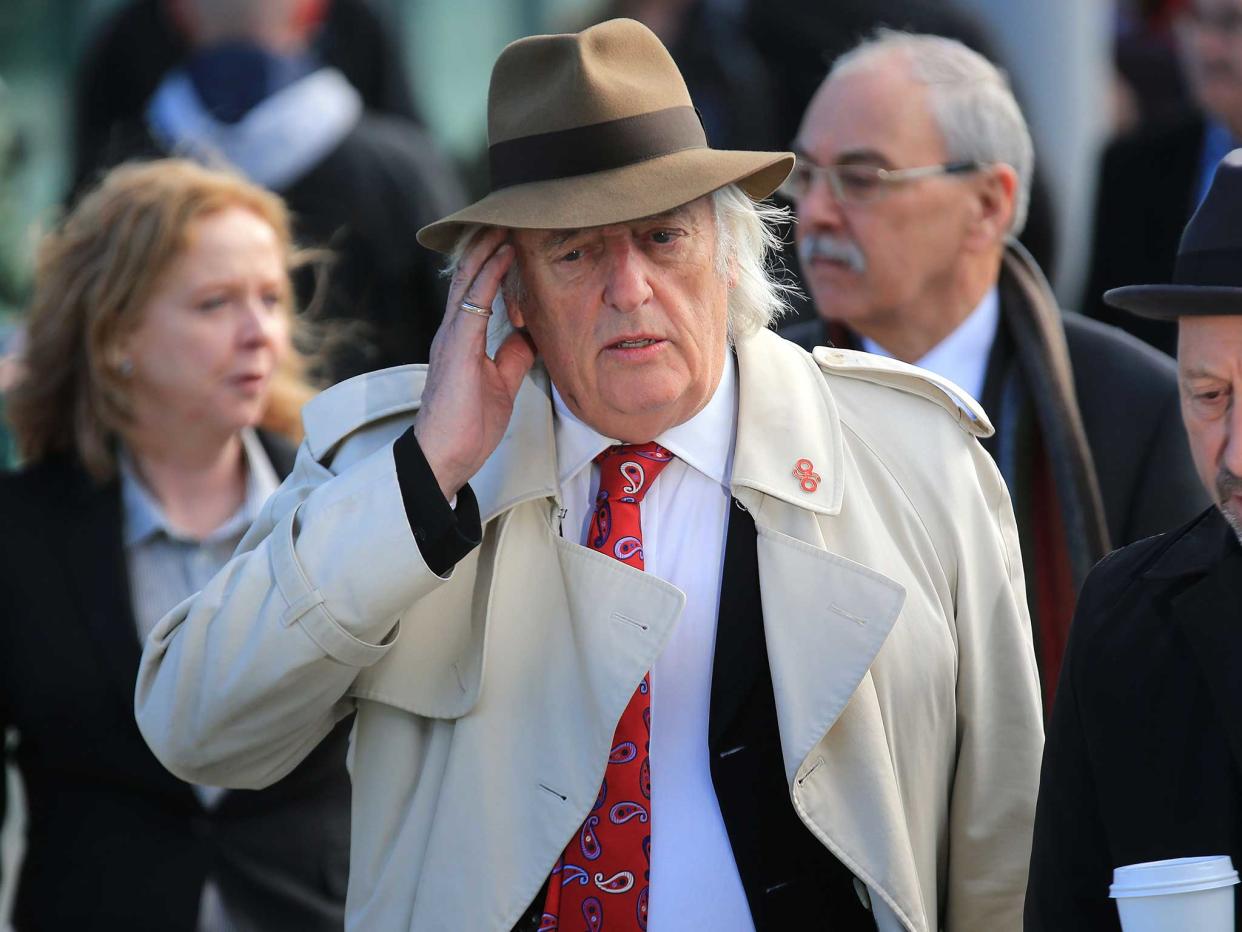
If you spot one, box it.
[781,30,1205,709]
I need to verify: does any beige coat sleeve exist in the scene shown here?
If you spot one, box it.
[943,439,1044,931]
[134,438,447,789]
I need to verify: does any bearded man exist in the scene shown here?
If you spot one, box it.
[135,19,1042,932]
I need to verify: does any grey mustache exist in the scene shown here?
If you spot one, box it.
[799,233,867,273]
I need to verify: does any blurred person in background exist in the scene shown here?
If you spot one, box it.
[0,159,351,931]
[1085,0,1242,356]
[1111,0,1195,134]
[88,0,465,384]
[780,31,1206,710]
[71,0,423,196]
[580,0,780,153]
[1029,148,1242,931]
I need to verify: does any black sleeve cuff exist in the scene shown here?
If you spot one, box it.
[392,426,482,577]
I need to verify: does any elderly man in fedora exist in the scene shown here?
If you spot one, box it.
[135,19,1042,932]
[1026,149,1242,929]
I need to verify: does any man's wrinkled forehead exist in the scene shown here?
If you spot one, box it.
[1178,314,1242,378]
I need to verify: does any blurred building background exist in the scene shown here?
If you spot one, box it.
[0,0,1129,326]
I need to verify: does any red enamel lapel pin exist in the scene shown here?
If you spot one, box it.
[793,458,820,493]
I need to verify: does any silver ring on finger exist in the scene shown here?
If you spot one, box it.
[459,299,493,318]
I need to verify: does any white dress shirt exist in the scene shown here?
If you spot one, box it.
[861,287,1000,413]
[554,355,755,932]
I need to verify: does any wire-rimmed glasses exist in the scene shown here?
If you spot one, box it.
[780,158,985,204]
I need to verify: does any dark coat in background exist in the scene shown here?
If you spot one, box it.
[781,249,1206,705]
[71,0,422,195]
[1081,115,1204,357]
[0,438,353,931]
[1026,506,1242,930]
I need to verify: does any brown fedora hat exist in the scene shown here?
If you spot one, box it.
[416,18,794,254]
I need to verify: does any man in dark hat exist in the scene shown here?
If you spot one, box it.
[134,18,1043,931]
[1026,148,1242,929]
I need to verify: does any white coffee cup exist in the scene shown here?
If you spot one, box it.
[1110,855,1239,932]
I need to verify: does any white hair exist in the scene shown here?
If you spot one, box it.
[830,29,1034,236]
[444,183,795,354]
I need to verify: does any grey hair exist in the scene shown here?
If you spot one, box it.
[443,184,795,353]
[830,29,1034,236]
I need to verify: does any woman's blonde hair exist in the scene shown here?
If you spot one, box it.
[7,158,318,479]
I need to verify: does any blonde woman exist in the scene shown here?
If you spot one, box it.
[0,160,349,931]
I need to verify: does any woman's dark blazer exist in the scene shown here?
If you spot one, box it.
[0,435,352,931]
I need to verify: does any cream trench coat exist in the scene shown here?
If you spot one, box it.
[136,329,1043,932]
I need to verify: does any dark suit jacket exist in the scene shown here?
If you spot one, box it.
[1026,506,1242,929]
[1081,115,1204,357]
[779,308,1205,552]
[0,437,353,931]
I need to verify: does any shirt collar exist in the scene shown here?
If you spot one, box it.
[552,351,738,488]
[120,428,280,547]
[860,286,999,411]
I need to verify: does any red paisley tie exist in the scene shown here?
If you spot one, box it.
[540,442,674,932]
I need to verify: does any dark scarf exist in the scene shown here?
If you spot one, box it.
[826,244,1110,710]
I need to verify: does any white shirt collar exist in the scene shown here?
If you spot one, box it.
[861,287,999,408]
[552,351,738,488]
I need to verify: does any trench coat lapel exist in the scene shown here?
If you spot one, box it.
[1164,512,1242,777]
[730,332,922,929]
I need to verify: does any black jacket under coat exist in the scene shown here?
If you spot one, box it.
[1026,506,1242,929]
[0,437,353,931]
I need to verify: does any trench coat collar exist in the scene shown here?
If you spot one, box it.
[471,327,845,525]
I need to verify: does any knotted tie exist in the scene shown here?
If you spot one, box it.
[540,441,674,932]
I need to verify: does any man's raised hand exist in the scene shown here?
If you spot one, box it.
[413,228,536,501]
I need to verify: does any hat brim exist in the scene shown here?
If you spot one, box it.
[1103,284,1242,320]
[417,147,795,253]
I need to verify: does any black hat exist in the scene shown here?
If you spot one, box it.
[1105,147,1242,320]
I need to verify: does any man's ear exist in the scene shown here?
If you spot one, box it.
[503,274,528,330]
[964,163,1018,251]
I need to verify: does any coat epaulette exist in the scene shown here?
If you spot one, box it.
[301,364,428,461]
[813,346,995,439]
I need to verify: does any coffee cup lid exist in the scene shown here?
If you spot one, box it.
[1110,856,1240,899]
